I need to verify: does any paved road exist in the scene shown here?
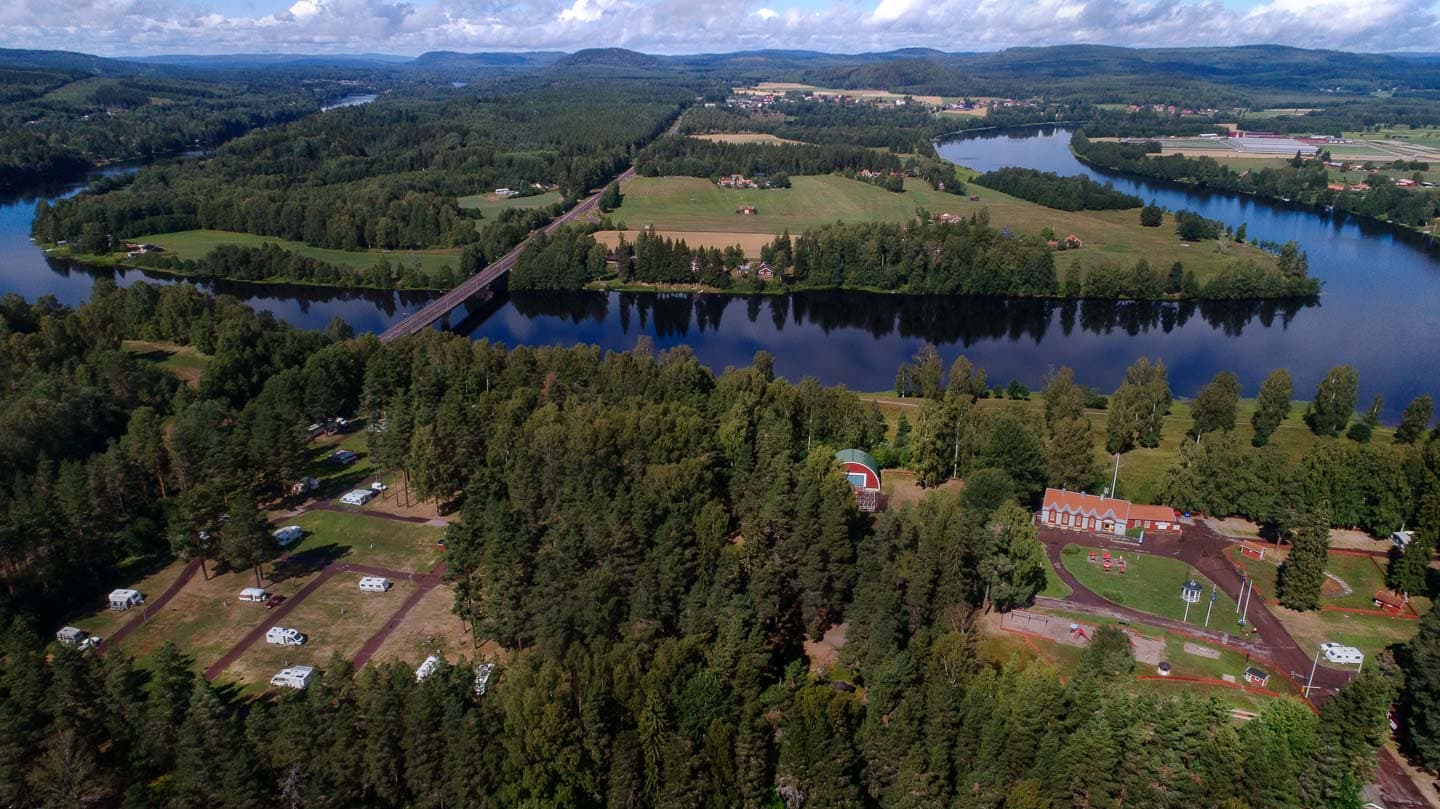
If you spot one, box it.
[377,165,636,343]
[1037,524,1433,808]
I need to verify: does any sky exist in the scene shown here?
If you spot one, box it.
[1,0,1438,57]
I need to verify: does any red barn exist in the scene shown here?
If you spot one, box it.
[836,449,883,512]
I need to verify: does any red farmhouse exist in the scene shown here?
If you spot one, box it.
[1038,488,1179,536]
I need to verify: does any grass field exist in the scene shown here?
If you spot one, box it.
[214,573,418,691]
[614,174,1278,284]
[137,229,463,278]
[690,133,806,146]
[1061,544,1240,625]
[457,190,561,214]
[1039,551,1073,599]
[289,509,442,574]
[121,340,208,386]
[1347,127,1440,150]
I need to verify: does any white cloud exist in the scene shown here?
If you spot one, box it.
[0,0,1438,56]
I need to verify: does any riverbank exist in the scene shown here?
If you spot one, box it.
[1070,138,1440,242]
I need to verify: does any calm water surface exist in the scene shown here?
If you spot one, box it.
[2,128,1439,416]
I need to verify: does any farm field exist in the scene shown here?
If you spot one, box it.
[592,229,776,257]
[690,133,805,146]
[288,509,443,574]
[1347,127,1440,150]
[614,174,1279,283]
[134,229,463,278]
[457,189,561,214]
[212,573,419,691]
[1060,544,1240,625]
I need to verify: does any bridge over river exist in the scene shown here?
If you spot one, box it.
[377,166,635,343]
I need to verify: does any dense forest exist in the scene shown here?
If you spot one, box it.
[129,243,463,290]
[31,80,687,254]
[636,136,903,180]
[973,167,1142,211]
[0,67,381,192]
[1071,133,1440,229]
[0,283,1416,808]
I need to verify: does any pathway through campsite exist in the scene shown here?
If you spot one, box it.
[101,557,204,650]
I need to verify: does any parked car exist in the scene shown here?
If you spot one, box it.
[370,481,388,492]
[266,627,306,646]
[265,594,287,609]
[332,449,358,465]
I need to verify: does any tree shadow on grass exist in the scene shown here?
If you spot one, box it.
[270,542,351,584]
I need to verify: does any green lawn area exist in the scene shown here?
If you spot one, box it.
[457,189,561,214]
[1324,553,1390,610]
[289,509,441,574]
[615,173,1281,287]
[1039,551,1072,599]
[1061,544,1241,627]
[122,339,208,387]
[136,229,463,279]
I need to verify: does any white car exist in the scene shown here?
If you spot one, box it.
[1319,642,1343,654]
[370,481,388,492]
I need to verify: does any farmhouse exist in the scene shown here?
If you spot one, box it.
[836,449,884,512]
[108,589,143,611]
[1038,488,1179,536]
[757,262,775,280]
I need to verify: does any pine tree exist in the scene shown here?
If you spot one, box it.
[910,400,954,488]
[978,502,1049,611]
[1278,504,1330,611]
[1390,489,1439,596]
[1252,369,1294,447]
[978,411,1047,503]
[1302,670,1393,808]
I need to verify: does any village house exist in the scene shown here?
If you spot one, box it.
[1063,234,1083,249]
[718,174,757,189]
[736,205,757,215]
[757,262,774,280]
[1037,488,1179,536]
[935,212,963,224]
[836,449,884,512]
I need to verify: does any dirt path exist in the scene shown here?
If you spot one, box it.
[1035,524,1432,808]
[351,561,447,670]
[203,560,422,681]
[101,558,203,651]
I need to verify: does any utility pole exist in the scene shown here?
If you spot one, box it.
[1204,584,1216,627]
[1304,647,1322,699]
[1240,578,1253,626]
[1111,452,1120,498]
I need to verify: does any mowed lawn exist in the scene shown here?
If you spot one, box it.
[121,339,208,387]
[288,509,442,574]
[214,573,418,692]
[457,190,561,214]
[138,229,463,277]
[1061,544,1240,626]
[615,175,1280,284]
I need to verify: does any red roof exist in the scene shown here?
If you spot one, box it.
[1129,503,1178,523]
[1042,488,1130,521]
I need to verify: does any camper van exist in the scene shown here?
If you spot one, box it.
[239,587,270,603]
[273,525,304,547]
[56,626,100,650]
[108,588,144,611]
[415,654,442,682]
[270,665,315,690]
[340,489,376,507]
[359,576,392,593]
[1322,643,1364,665]
[266,627,307,646]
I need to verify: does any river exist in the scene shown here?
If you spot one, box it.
[1,127,1438,416]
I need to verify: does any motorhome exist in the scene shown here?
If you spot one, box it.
[266,627,307,646]
[270,665,315,690]
[273,525,304,547]
[239,587,270,603]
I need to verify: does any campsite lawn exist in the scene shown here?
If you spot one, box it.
[213,573,418,690]
[457,190,561,214]
[1061,544,1241,626]
[134,229,463,279]
[613,174,1281,286]
[367,584,487,668]
[288,509,442,574]
[1323,553,1391,610]
[71,559,193,640]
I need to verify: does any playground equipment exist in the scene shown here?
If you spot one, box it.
[1069,623,1090,641]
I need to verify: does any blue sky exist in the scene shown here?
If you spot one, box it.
[1,0,1436,56]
